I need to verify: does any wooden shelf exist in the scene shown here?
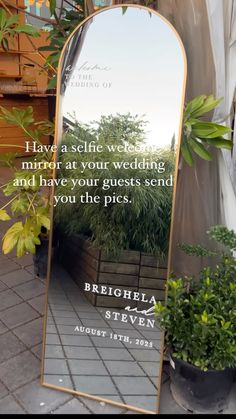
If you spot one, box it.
[0,49,38,55]
[2,1,27,10]
[0,74,22,79]
[0,92,55,97]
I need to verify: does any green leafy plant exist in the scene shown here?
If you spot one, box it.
[0,106,53,257]
[182,95,232,165]
[39,0,85,89]
[0,9,40,51]
[155,225,236,371]
[54,114,174,257]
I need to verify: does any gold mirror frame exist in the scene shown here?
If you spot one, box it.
[41,4,187,414]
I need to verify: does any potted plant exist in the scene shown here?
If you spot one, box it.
[0,106,53,277]
[155,225,236,413]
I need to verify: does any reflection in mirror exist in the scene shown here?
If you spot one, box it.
[42,5,186,414]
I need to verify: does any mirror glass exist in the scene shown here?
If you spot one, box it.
[42,5,186,413]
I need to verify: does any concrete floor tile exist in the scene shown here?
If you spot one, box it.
[0,331,26,363]
[129,349,159,362]
[14,379,72,414]
[73,376,118,396]
[104,361,145,377]
[46,334,61,345]
[31,344,42,360]
[60,334,92,347]
[0,280,8,292]
[81,319,110,328]
[45,345,65,359]
[46,324,57,334]
[0,260,20,277]
[43,375,74,390]
[52,397,90,414]
[113,377,157,396]
[140,330,162,340]
[56,324,86,335]
[138,361,160,377]
[0,289,23,311]
[97,348,133,361]
[0,320,8,335]
[13,317,43,348]
[64,346,100,360]
[52,310,79,319]
[90,336,124,348]
[0,395,25,414]
[81,396,125,414]
[0,302,39,329]
[0,351,40,391]
[49,303,73,311]
[68,359,108,376]
[53,317,82,326]
[77,311,104,320]
[0,269,33,287]
[13,254,33,267]
[44,358,70,375]
[28,295,46,315]
[25,265,35,275]
[0,381,9,400]
[123,396,158,413]
[13,279,45,300]
[112,329,143,339]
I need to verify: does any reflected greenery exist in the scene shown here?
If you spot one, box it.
[54,114,175,257]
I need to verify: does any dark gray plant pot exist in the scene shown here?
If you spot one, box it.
[169,355,234,413]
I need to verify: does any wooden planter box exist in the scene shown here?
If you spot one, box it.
[59,234,167,309]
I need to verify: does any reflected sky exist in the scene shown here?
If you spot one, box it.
[62,7,185,146]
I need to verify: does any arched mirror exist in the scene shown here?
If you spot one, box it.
[41,5,186,414]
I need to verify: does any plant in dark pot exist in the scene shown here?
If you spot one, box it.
[0,106,53,278]
[155,225,236,413]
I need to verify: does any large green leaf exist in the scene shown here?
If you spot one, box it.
[0,106,34,127]
[0,9,7,30]
[181,138,194,166]
[15,25,40,37]
[49,0,57,15]
[16,236,26,257]
[191,95,222,118]
[2,37,9,50]
[5,14,20,28]
[11,196,28,214]
[47,76,57,89]
[0,209,11,221]
[24,236,36,254]
[189,138,213,161]
[2,221,23,254]
[184,95,206,120]
[192,122,231,139]
[205,137,233,150]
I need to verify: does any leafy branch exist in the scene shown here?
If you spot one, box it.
[0,106,53,257]
[182,95,232,166]
[0,9,40,51]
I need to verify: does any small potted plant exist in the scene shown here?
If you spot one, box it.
[155,225,236,413]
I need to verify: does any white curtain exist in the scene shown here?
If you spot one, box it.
[206,0,236,231]
[158,0,236,276]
